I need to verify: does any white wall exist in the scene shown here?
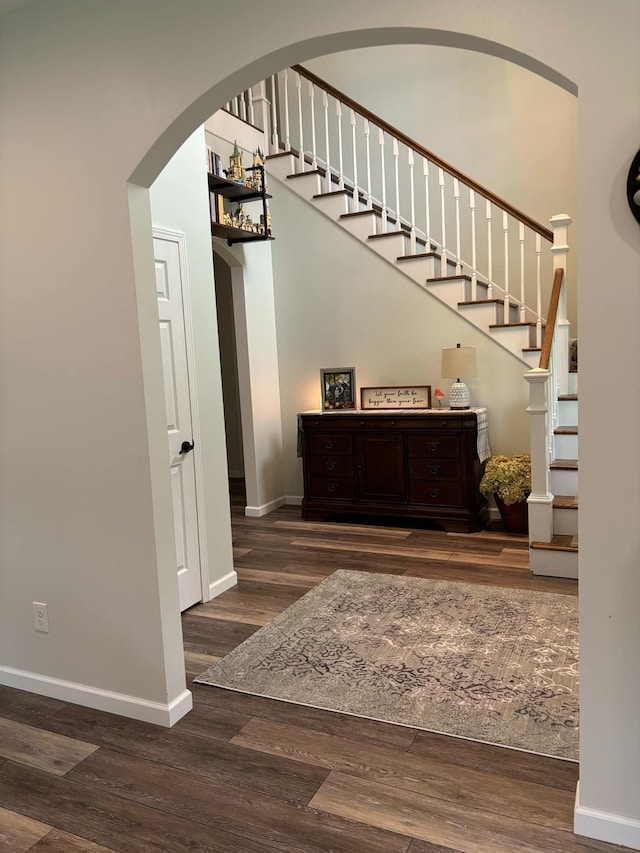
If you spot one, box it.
[205,117,286,515]
[149,126,235,598]
[306,46,578,334]
[0,0,639,845]
[270,180,531,498]
[213,254,244,478]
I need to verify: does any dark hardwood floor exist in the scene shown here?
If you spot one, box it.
[0,485,626,852]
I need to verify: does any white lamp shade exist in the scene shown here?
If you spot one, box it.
[441,345,477,379]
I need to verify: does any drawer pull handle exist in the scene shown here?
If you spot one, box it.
[326,462,336,471]
[428,465,440,475]
[324,441,335,449]
[430,489,441,498]
[427,442,440,452]
[327,483,337,493]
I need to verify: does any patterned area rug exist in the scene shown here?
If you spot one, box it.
[195,570,579,760]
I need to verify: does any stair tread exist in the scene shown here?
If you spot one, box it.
[554,425,578,434]
[427,274,473,283]
[531,534,578,552]
[368,230,411,240]
[550,458,578,469]
[339,209,382,220]
[313,189,353,199]
[287,168,324,178]
[458,298,506,306]
[558,394,578,401]
[266,151,295,161]
[489,322,537,329]
[522,347,542,352]
[397,251,440,260]
[554,495,579,510]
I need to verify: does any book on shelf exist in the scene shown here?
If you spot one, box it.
[205,147,224,177]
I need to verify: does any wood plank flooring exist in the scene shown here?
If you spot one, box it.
[0,489,627,853]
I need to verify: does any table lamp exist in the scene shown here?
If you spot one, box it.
[441,344,477,410]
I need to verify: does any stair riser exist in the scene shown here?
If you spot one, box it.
[553,507,579,536]
[312,193,351,218]
[554,433,578,458]
[530,547,578,579]
[368,231,411,262]
[550,468,578,495]
[426,279,472,310]
[396,256,441,283]
[339,212,381,240]
[557,399,578,424]
[286,172,323,200]
[521,350,541,368]
[568,372,578,395]
[459,303,505,327]
[489,325,537,355]
[265,153,299,181]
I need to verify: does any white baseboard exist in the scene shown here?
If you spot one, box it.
[285,495,303,505]
[208,569,237,599]
[575,782,640,849]
[0,666,192,728]
[245,496,286,517]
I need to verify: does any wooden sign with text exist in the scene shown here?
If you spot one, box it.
[360,385,432,410]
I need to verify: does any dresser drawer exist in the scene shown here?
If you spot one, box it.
[308,477,356,500]
[409,457,460,481]
[307,433,353,455]
[409,482,463,507]
[309,455,355,478]
[407,433,460,459]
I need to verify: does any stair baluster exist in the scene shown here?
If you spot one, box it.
[486,199,494,299]
[364,119,372,209]
[350,109,359,213]
[322,90,331,192]
[470,189,478,302]
[309,80,317,168]
[295,71,304,173]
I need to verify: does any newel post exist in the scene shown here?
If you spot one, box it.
[251,80,273,150]
[549,214,572,396]
[525,367,554,543]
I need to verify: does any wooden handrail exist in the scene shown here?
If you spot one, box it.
[538,268,565,369]
[293,64,554,243]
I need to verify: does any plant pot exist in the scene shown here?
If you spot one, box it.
[494,494,528,535]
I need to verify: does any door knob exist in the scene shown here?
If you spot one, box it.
[179,440,194,455]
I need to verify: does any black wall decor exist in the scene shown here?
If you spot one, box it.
[627,148,640,225]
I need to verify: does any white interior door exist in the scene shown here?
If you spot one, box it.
[153,232,202,612]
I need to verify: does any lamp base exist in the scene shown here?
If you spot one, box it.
[448,380,470,410]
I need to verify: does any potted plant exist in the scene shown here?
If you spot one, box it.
[479,453,531,534]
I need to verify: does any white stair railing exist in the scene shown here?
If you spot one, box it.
[240,64,555,342]
[525,214,572,545]
[236,66,568,347]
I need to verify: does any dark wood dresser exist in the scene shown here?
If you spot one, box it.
[298,409,488,532]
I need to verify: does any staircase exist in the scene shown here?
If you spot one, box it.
[223,65,576,577]
[525,259,578,579]
[530,379,578,578]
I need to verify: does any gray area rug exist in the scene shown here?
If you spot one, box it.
[195,570,579,760]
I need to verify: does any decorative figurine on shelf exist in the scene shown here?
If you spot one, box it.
[248,148,266,192]
[225,140,246,184]
[260,208,272,237]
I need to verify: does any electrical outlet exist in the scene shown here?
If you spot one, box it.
[33,602,49,633]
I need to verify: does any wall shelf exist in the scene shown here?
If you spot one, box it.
[208,166,272,245]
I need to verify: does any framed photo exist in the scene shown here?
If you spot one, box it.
[320,367,356,410]
[360,385,432,410]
